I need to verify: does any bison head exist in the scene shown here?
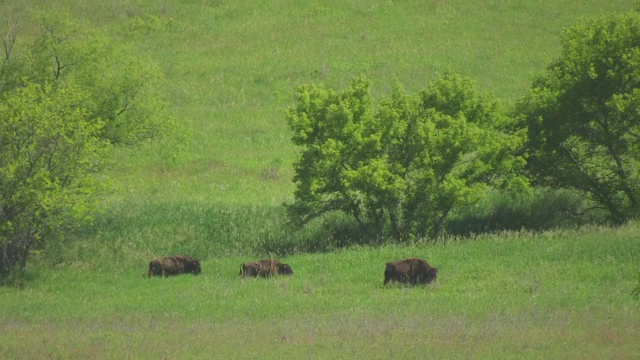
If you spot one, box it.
[278,263,294,275]
[421,267,437,284]
[186,259,202,275]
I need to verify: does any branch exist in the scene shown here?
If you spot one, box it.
[2,14,19,62]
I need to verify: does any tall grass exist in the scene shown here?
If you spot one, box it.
[447,188,610,236]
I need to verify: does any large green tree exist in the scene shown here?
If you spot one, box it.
[0,12,178,278]
[0,81,108,277]
[1,12,174,145]
[287,74,527,242]
[519,11,640,223]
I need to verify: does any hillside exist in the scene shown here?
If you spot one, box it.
[0,0,633,266]
[9,1,635,206]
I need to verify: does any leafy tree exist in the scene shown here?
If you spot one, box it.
[0,81,109,277]
[1,12,175,145]
[286,74,527,242]
[0,12,181,279]
[518,11,640,223]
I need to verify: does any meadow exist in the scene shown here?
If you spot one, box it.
[1,0,639,358]
[1,226,639,358]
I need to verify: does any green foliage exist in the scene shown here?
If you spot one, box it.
[0,11,183,279]
[1,11,180,146]
[0,80,109,277]
[519,11,640,223]
[395,74,529,238]
[447,188,607,236]
[287,74,528,242]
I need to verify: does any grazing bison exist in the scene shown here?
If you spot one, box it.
[240,259,294,278]
[383,258,437,286]
[148,255,202,277]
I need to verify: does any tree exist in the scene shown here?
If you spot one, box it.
[286,74,527,242]
[1,12,176,145]
[0,12,181,279]
[0,81,108,277]
[518,11,640,223]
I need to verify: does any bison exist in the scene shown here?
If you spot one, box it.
[148,255,202,277]
[383,258,437,286]
[240,259,294,278]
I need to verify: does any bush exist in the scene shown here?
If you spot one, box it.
[446,188,608,236]
[286,74,527,244]
[519,11,640,223]
[0,12,181,279]
[0,81,108,277]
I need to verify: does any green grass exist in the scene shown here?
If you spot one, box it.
[2,1,640,358]
[1,225,639,358]
[9,0,635,205]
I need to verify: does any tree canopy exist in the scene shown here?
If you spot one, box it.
[519,11,640,223]
[0,12,179,278]
[287,74,527,242]
[0,80,109,277]
[1,12,173,145]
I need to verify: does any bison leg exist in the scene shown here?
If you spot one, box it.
[383,270,392,285]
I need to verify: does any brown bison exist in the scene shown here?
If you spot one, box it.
[383,258,437,286]
[240,259,294,278]
[148,255,202,277]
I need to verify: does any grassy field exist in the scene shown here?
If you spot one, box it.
[1,0,640,358]
[1,225,639,358]
[9,0,635,205]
